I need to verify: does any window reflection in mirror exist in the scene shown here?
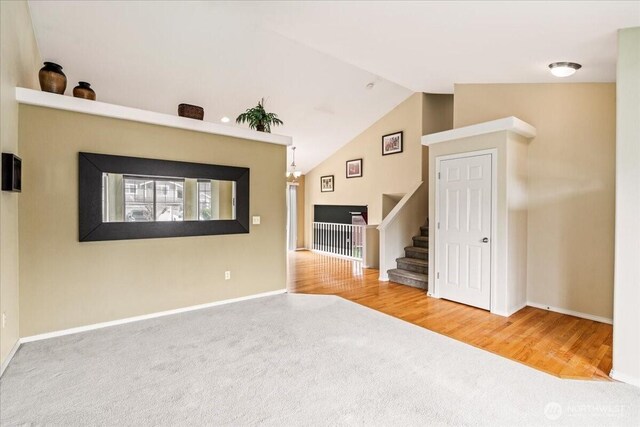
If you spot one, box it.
[102,173,235,223]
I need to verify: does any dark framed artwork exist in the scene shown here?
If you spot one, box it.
[345,158,363,178]
[320,175,334,192]
[79,152,249,242]
[382,131,403,156]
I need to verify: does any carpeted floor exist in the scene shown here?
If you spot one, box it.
[1,294,638,426]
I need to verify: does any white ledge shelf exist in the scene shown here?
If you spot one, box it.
[16,88,292,146]
[421,116,536,146]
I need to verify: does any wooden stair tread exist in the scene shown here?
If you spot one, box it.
[405,246,428,253]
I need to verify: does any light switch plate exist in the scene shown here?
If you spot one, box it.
[252,216,261,225]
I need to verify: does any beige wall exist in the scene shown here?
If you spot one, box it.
[422,93,455,185]
[18,105,286,337]
[305,93,423,247]
[454,83,616,320]
[304,93,453,249]
[0,0,41,366]
[612,27,640,386]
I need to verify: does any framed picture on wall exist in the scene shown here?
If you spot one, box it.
[320,175,334,192]
[382,131,403,156]
[346,158,363,178]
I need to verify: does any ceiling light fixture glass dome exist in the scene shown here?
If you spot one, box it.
[548,62,582,77]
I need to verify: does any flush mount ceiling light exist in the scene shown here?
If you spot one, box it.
[366,82,375,89]
[220,116,230,123]
[548,62,582,77]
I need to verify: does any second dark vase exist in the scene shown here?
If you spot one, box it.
[38,62,67,94]
[73,82,96,100]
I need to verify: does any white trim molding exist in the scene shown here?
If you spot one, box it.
[492,302,529,318]
[16,88,292,146]
[526,301,613,325]
[0,339,21,378]
[422,116,536,146]
[21,289,287,343]
[610,369,640,388]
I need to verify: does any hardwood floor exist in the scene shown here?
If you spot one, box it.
[287,250,613,381]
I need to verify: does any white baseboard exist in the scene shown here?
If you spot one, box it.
[610,369,640,388]
[526,301,613,324]
[21,289,287,344]
[492,302,528,318]
[0,339,21,377]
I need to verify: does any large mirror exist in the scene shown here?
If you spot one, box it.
[79,153,249,242]
[102,174,236,223]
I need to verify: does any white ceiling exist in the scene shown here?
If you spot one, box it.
[250,1,640,92]
[28,1,639,173]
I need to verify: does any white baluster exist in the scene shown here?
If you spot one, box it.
[331,223,335,255]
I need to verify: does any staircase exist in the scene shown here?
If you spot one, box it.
[387,224,429,289]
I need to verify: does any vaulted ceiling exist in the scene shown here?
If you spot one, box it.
[28,1,639,172]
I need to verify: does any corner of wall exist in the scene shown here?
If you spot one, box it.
[0,0,42,368]
[612,26,640,387]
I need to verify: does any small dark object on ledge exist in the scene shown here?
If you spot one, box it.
[73,82,96,100]
[39,62,67,94]
[178,104,204,120]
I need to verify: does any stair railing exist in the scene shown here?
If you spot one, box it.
[377,181,427,281]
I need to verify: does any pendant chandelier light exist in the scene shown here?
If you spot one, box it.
[287,146,302,182]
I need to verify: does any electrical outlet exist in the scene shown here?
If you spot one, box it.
[252,216,261,225]
[225,271,231,280]
[1,312,6,329]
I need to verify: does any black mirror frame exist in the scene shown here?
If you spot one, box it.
[79,152,249,242]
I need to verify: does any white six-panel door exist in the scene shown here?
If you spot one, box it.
[437,154,492,310]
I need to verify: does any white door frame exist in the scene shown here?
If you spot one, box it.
[433,148,498,313]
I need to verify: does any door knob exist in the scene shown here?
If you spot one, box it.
[481,237,489,243]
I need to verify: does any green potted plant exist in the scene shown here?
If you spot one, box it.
[235,98,283,133]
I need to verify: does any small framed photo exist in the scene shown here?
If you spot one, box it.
[320,175,334,192]
[346,158,363,178]
[382,131,403,156]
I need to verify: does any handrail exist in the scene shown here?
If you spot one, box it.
[378,181,424,231]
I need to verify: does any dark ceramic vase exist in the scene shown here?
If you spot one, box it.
[38,62,67,94]
[256,124,266,132]
[73,82,96,100]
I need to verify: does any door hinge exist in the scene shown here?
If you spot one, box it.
[438,172,441,179]
[437,222,440,229]
[437,272,440,279]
